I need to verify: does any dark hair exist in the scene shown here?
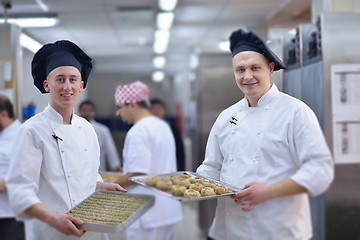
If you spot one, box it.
[0,95,15,118]
[150,98,166,109]
[79,100,95,110]
[137,101,149,109]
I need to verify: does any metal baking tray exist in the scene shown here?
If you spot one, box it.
[67,190,154,233]
[129,171,240,202]
[99,171,123,181]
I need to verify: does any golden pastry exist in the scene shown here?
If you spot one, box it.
[203,180,218,189]
[184,189,201,198]
[155,179,172,191]
[190,176,205,184]
[201,187,215,196]
[179,172,191,179]
[189,183,204,192]
[171,185,187,196]
[145,176,159,187]
[215,185,229,194]
[162,176,171,182]
[179,178,191,188]
[169,175,180,185]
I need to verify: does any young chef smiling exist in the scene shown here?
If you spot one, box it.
[7,40,126,240]
[196,29,334,240]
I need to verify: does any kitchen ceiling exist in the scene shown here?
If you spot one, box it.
[1,0,311,79]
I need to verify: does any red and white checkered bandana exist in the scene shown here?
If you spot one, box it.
[114,81,150,107]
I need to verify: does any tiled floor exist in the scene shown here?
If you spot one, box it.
[108,201,207,240]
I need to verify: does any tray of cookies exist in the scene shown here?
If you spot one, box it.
[129,171,240,202]
[67,190,154,233]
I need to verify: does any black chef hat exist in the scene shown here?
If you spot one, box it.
[229,29,286,71]
[31,40,92,93]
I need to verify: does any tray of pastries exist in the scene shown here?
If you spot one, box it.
[67,190,154,233]
[129,171,240,202]
[99,171,123,181]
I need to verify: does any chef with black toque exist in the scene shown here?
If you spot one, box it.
[7,40,126,240]
[196,29,334,240]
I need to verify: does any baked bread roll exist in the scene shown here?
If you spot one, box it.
[155,179,172,191]
[169,175,180,185]
[179,178,191,188]
[215,184,229,194]
[203,180,218,189]
[189,183,204,192]
[179,172,191,179]
[190,176,205,184]
[171,185,187,196]
[201,187,216,197]
[184,189,201,198]
[145,176,159,187]
[162,176,171,182]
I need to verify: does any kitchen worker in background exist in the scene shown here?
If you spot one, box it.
[79,100,122,172]
[111,81,182,240]
[150,98,186,171]
[7,40,126,240]
[0,94,24,240]
[196,29,334,240]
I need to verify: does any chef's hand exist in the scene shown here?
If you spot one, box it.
[115,165,123,172]
[0,178,6,192]
[96,181,127,192]
[230,182,274,212]
[48,214,85,237]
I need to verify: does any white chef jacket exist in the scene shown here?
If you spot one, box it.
[0,119,21,218]
[90,119,121,171]
[123,116,183,229]
[7,105,101,240]
[197,84,334,240]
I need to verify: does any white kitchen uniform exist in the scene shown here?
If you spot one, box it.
[197,84,334,240]
[123,116,182,239]
[7,105,102,240]
[90,119,121,171]
[0,119,21,218]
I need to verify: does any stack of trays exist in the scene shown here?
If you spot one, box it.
[68,190,154,233]
[130,171,240,202]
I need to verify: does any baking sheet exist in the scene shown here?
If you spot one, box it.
[67,190,154,233]
[129,171,240,202]
[99,171,123,181]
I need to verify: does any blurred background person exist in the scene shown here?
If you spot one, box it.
[79,100,122,172]
[112,81,182,240]
[0,94,24,240]
[150,98,185,171]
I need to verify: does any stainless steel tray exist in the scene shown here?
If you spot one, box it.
[129,171,240,202]
[67,190,154,233]
[99,171,123,182]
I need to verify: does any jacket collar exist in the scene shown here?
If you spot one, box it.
[239,83,279,108]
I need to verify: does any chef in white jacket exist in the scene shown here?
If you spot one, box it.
[7,40,126,240]
[112,81,183,240]
[196,29,334,240]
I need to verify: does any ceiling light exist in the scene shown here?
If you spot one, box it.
[20,33,43,53]
[152,71,165,83]
[156,12,174,30]
[0,17,58,28]
[153,56,166,69]
[159,0,178,11]
[35,0,50,12]
[218,40,230,52]
[153,30,170,54]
